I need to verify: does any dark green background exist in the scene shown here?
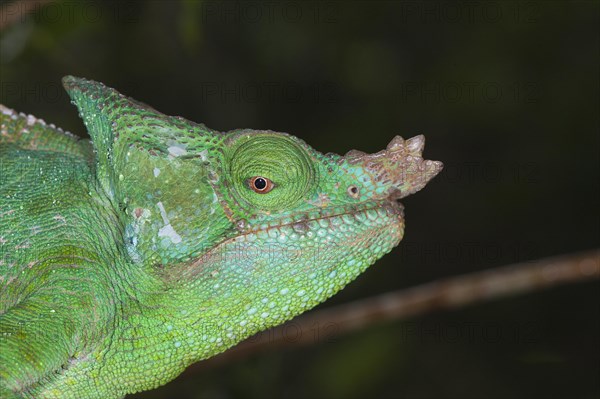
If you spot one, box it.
[1,1,598,398]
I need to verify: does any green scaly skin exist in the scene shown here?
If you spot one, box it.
[0,76,442,399]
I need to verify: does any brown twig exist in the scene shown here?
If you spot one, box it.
[186,249,599,372]
[0,0,55,31]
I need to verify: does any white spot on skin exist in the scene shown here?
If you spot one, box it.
[156,202,182,244]
[157,202,170,224]
[153,168,161,177]
[167,142,188,157]
[26,114,36,126]
[159,224,182,244]
[199,149,208,162]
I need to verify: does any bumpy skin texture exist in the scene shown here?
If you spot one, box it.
[0,77,442,399]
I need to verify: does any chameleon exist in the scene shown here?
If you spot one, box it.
[0,76,442,399]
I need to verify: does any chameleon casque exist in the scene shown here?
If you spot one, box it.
[0,76,442,398]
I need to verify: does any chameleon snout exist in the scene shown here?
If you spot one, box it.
[343,135,443,200]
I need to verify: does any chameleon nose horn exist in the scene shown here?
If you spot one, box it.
[344,135,443,199]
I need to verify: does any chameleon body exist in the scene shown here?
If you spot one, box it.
[0,76,442,398]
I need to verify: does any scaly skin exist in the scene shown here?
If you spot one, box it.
[0,77,442,399]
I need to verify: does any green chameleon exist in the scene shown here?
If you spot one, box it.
[0,76,442,398]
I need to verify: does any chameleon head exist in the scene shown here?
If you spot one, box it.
[63,76,442,359]
[199,130,443,338]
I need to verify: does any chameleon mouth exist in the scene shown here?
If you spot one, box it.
[292,201,403,232]
[236,200,403,238]
[190,200,404,277]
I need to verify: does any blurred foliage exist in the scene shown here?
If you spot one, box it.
[1,1,598,398]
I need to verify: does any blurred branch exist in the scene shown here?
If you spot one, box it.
[0,0,54,31]
[188,249,599,372]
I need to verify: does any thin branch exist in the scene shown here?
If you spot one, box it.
[187,249,599,372]
[0,0,55,31]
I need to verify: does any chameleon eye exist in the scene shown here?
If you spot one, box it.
[249,176,274,193]
[229,134,314,210]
